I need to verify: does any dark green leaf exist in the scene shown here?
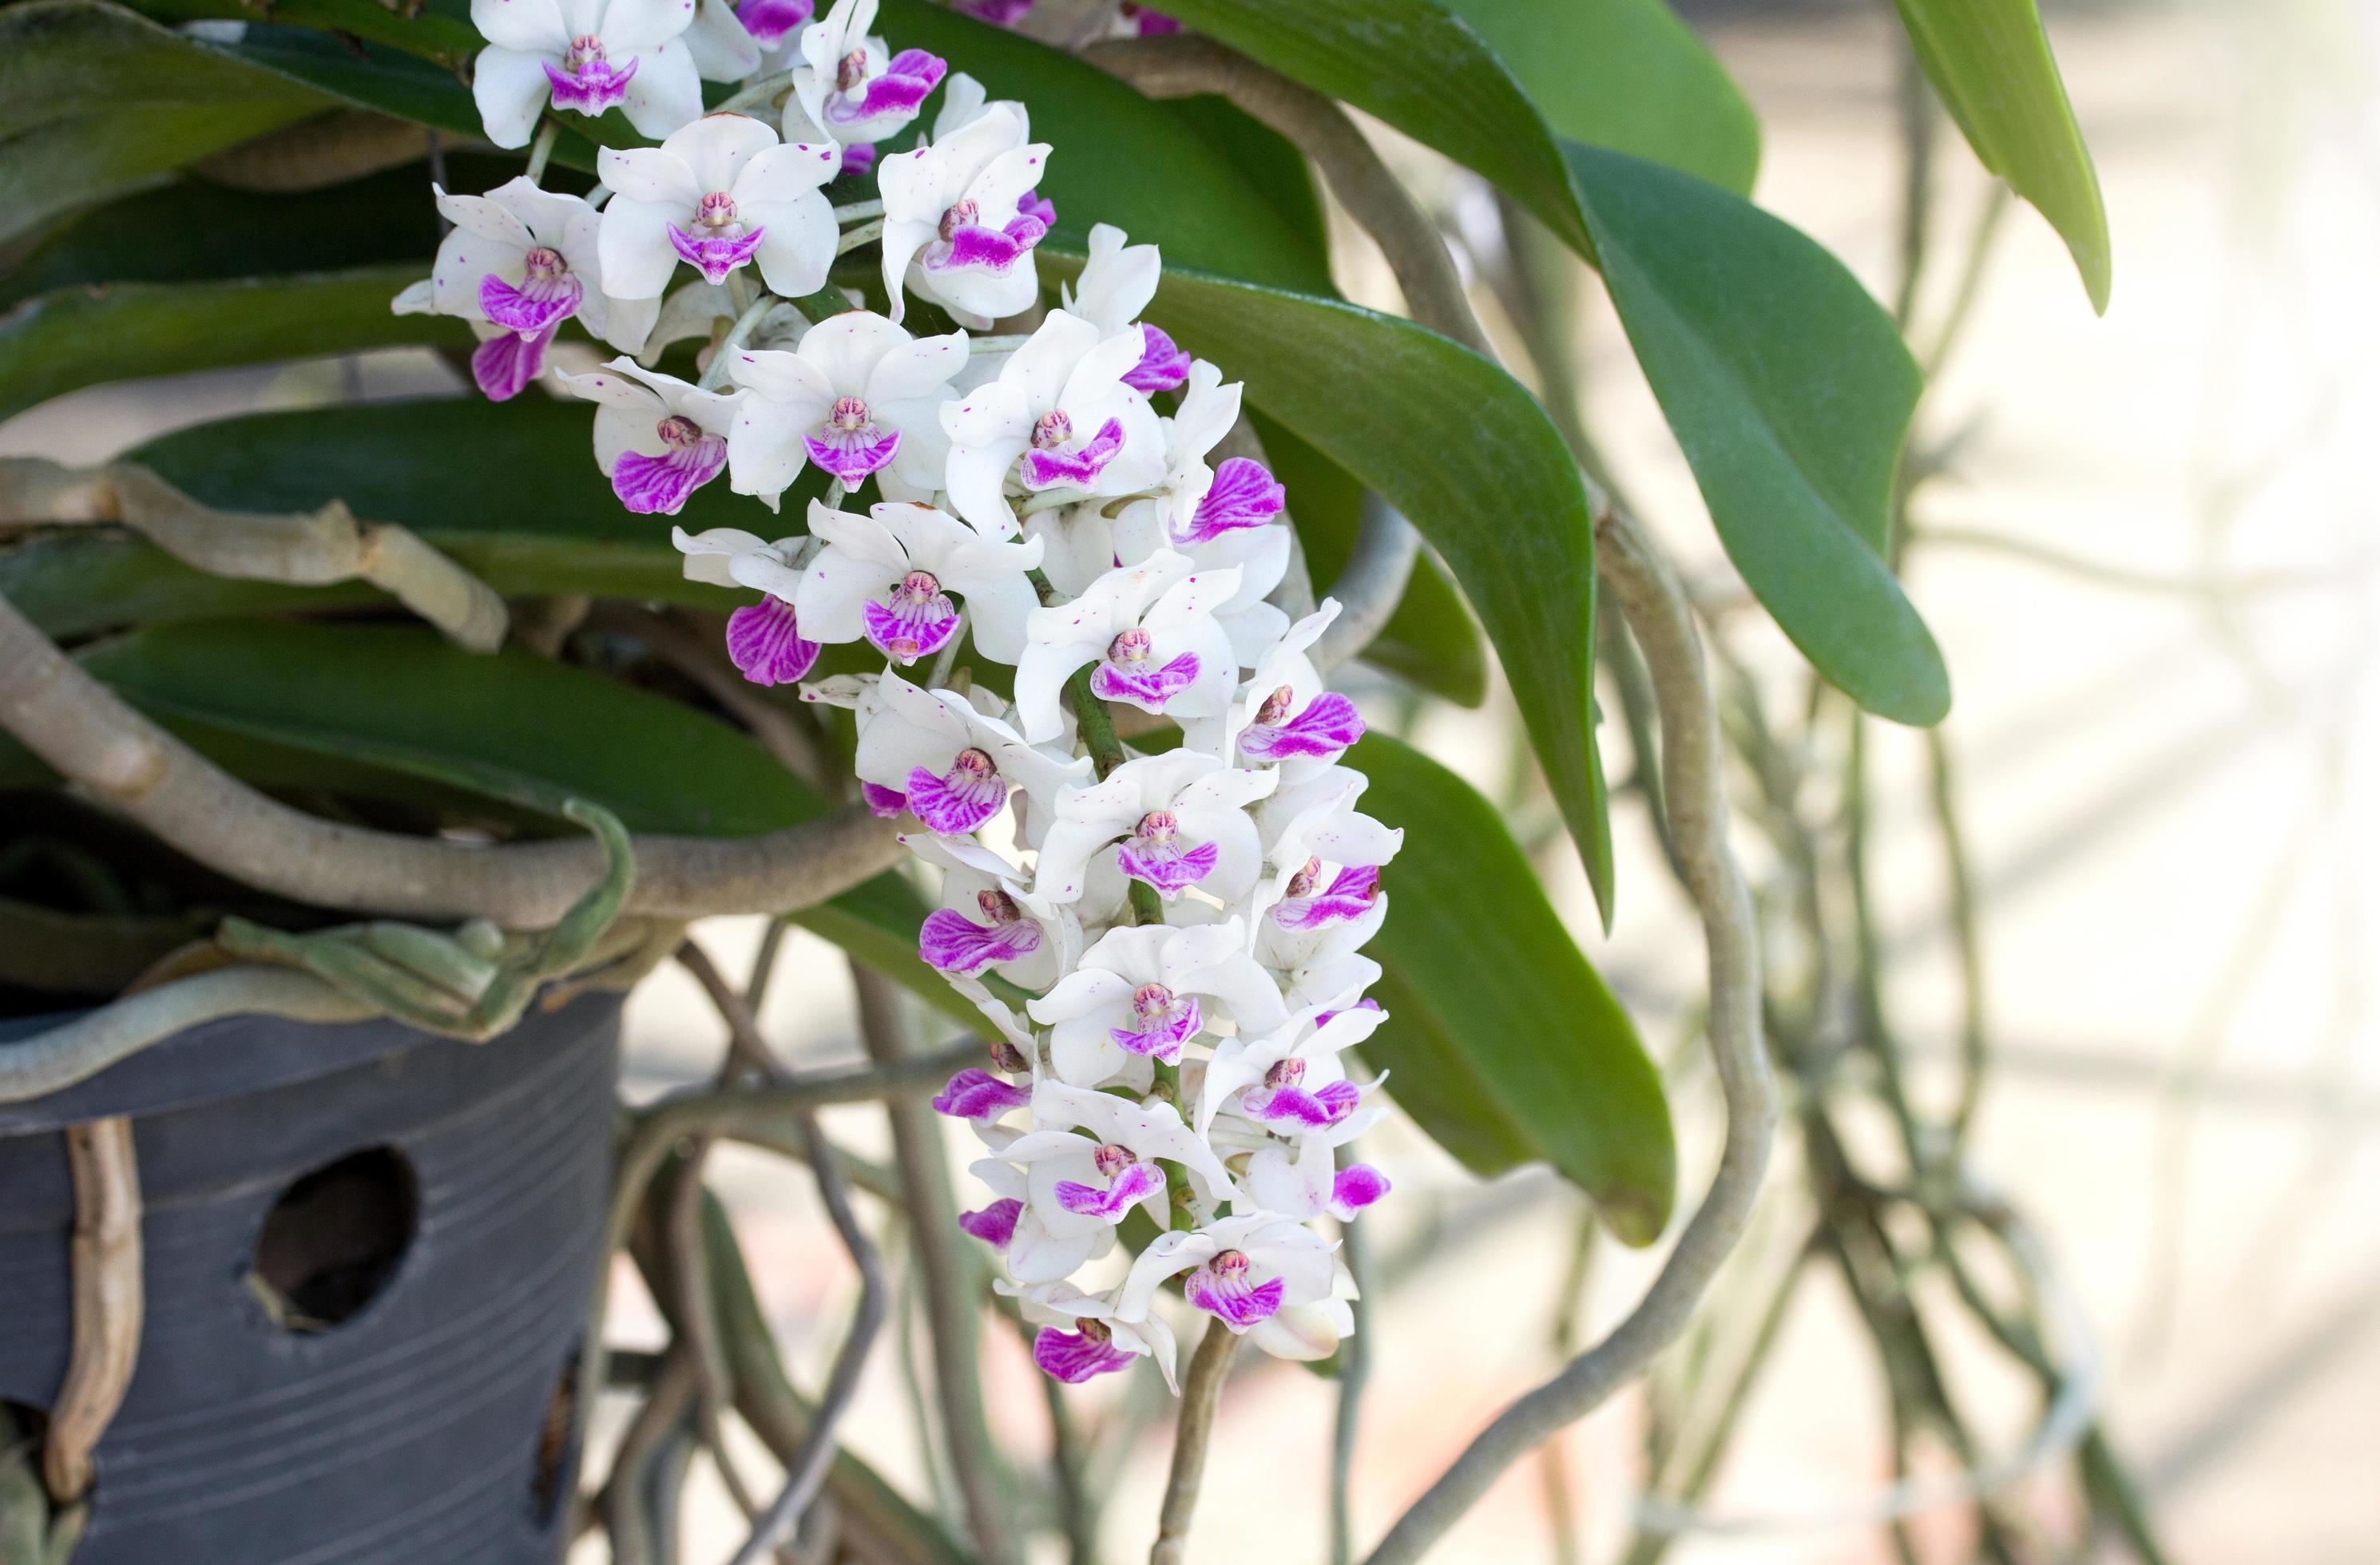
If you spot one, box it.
[1118,260,1612,910]
[1891,0,2109,312]
[1355,733,1672,1242]
[0,0,330,246]
[1566,142,1948,724]
[1437,0,1760,193]
[1250,411,1486,707]
[135,0,481,68]
[0,265,450,422]
[75,620,967,1021]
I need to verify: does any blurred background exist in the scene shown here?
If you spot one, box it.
[9,1,2377,1559]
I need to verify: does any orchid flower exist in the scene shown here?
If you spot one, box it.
[391,180,659,402]
[1027,919,1287,1088]
[942,311,1168,537]
[555,359,740,514]
[1012,553,1240,743]
[1035,751,1276,906]
[792,498,1042,665]
[990,1083,1232,1282]
[1004,1280,1180,1390]
[951,0,1033,26]
[905,834,1077,987]
[723,0,809,50]
[1125,1215,1339,1338]
[1061,222,1191,394]
[1199,1003,1388,1142]
[785,0,948,154]
[1244,1136,1393,1225]
[672,525,821,683]
[1148,361,1289,549]
[724,312,966,507]
[852,671,1089,836]
[469,0,702,149]
[878,102,1052,327]
[1220,600,1366,765]
[598,113,841,299]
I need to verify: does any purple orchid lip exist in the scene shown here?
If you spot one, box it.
[926,212,1047,276]
[930,1068,1029,1120]
[1311,996,1384,1030]
[1186,1250,1283,1329]
[1117,809,1219,897]
[668,220,767,286]
[724,595,820,686]
[1054,1159,1165,1219]
[919,900,1043,974]
[1017,188,1057,228]
[1020,415,1125,489]
[1122,322,1191,395]
[836,143,878,178]
[827,48,946,128]
[958,1197,1021,1247]
[954,0,1033,23]
[861,781,909,818]
[905,747,1008,835]
[1241,1076,1360,1131]
[479,248,584,335]
[1239,689,1364,763]
[1106,984,1200,1063]
[1034,1321,1133,1383]
[1092,648,1199,710]
[470,321,558,401]
[804,396,902,483]
[544,45,639,115]
[1331,1164,1391,1218]
[1271,862,1381,929]
[863,569,960,664]
[611,418,726,514]
[1178,456,1286,545]
[736,0,813,45]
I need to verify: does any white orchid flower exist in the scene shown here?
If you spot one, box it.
[393,179,658,402]
[1013,553,1240,743]
[469,0,703,149]
[670,525,821,684]
[1244,1136,1393,1226]
[852,671,1089,838]
[597,113,841,299]
[996,1084,1240,1274]
[1180,600,1366,764]
[1035,751,1275,907]
[1061,222,1191,394]
[942,310,1167,537]
[1027,919,1286,1088]
[906,834,1077,988]
[783,0,947,160]
[1120,1214,1339,1339]
[724,311,966,508]
[1002,1278,1180,1391]
[553,359,740,514]
[1198,1002,1387,1142]
[878,101,1051,327]
[681,0,762,76]
[791,499,1042,666]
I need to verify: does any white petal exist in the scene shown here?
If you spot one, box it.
[595,196,686,300]
[745,188,837,298]
[471,0,569,54]
[618,38,706,141]
[726,394,820,501]
[469,46,553,150]
[600,0,699,53]
[662,109,780,194]
[863,328,966,403]
[680,0,760,78]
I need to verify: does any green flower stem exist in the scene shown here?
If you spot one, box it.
[835,218,886,256]
[523,117,561,184]
[715,68,797,116]
[833,198,886,223]
[700,291,779,391]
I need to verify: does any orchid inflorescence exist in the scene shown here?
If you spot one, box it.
[400,0,1393,1392]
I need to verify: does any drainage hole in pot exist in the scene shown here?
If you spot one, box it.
[530,1347,579,1527]
[248,1146,418,1333]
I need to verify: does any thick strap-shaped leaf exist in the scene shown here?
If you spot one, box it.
[1891,0,2110,312]
[1353,733,1673,1242]
[0,265,450,422]
[1134,0,1949,727]
[0,0,332,246]
[1567,143,1947,724]
[72,620,968,1023]
[1126,262,1614,914]
[1437,0,1759,195]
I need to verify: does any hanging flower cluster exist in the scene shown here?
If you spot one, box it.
[402,0,1392,1392]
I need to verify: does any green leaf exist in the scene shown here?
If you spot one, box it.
[1565,142,1948,725]
[133,0,481,69]
[1249,410,1486,707]
[74,620,969,1022]
[1436,0,1761,194]
[1122,261,1612,911]
[1891,0,2109,312]
[0,265,450,422]
[1355,733,1672,1242]
[0,0,331,246]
